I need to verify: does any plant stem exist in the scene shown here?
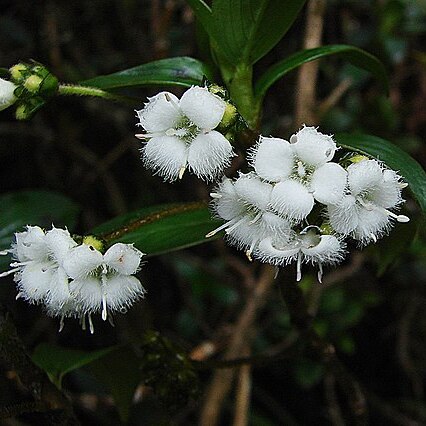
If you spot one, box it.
[220,61,261,132]
[58,84,134,104]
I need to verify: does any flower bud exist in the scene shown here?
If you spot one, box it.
[24,75,43,93]
[82,235,104,252]
[219,102,238,130]
[0,78,17,111]
[208,84,227,99]
[9,63,29,83]
[348,154,369,164]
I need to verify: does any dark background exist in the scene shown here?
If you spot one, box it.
[0,0,425,424]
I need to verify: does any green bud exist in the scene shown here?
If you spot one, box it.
[348,154,369,164]
[9,63,29,82]
[24,75,43,93]
[15,104,27,120]
[15,97,46,120]
[320,222,334,235]
[208,84,227,99]
[220,102,238,129]
[82,235,104,252]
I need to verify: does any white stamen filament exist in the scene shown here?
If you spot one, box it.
[274,267,280,279]
[88,314,94,334]
[59,315,65,332]
[296,252,302,282]
[224,217,247,234]
[250,211,262,224]
[0,267,21,277]
[205,218,238,238]
[178,166,186,180]
[209,192,222,199]
[359,199,410,223]
[81,315,87,331]
[297,161,306,177]
[318,262,323,284]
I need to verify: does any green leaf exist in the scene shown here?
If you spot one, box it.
[92,202,220,256]
[335,133,426,214]
[208,0,306,65]
[255,45,389,99]
[185,0,213,35]
[89,345,141,421]
[0,190,79,269]
[32,343,115,388]
[80,57,214,90]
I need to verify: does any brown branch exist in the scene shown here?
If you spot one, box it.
[232,346,252,426]
[199,265,276,426]
[294,0,327,127]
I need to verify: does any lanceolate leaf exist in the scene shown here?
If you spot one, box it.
[81,57,214,90]
[255,45,389,99]
[207,0,306,65]
[336,133,426,214]
[91,202,221,256]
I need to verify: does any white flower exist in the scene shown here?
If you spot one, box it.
[0,78,17,111]
[256,226,346,282]
[0,226,76,309]
[327,159,409,244]
[136,86,234,181]
[64,242,145,328]
[1,226,146,333]
[207,174,291,259]
[250,128,346,222]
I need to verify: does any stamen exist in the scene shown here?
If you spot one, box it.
[88,314,94,334]
[245,240,257,262]
[102,293,107,321]
[178,165,186,180]
[274,266,280,279]
[225,217,246,234]
[205,219,237,238]
[15,292,23,300]
[317,262,323,284]
[250,211,262,224]
[209,192,222,199]
[296,252,302,282]
[386,211,410,222]
[135,131,165,139]
[0,267,21,278]
[59,315,65,332]
[360,199,410,223]
[0,250,10,255]
[399,182,408,189]
[297,161,306,177]
[81,315,87,331]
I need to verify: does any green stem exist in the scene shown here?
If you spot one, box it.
[58,84,135,104]
[225,63,261,132]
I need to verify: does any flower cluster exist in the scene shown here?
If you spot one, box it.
[135,85,235,181]
[208,126,409,282]
[1,62,59,119]
[0,226,145,333]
